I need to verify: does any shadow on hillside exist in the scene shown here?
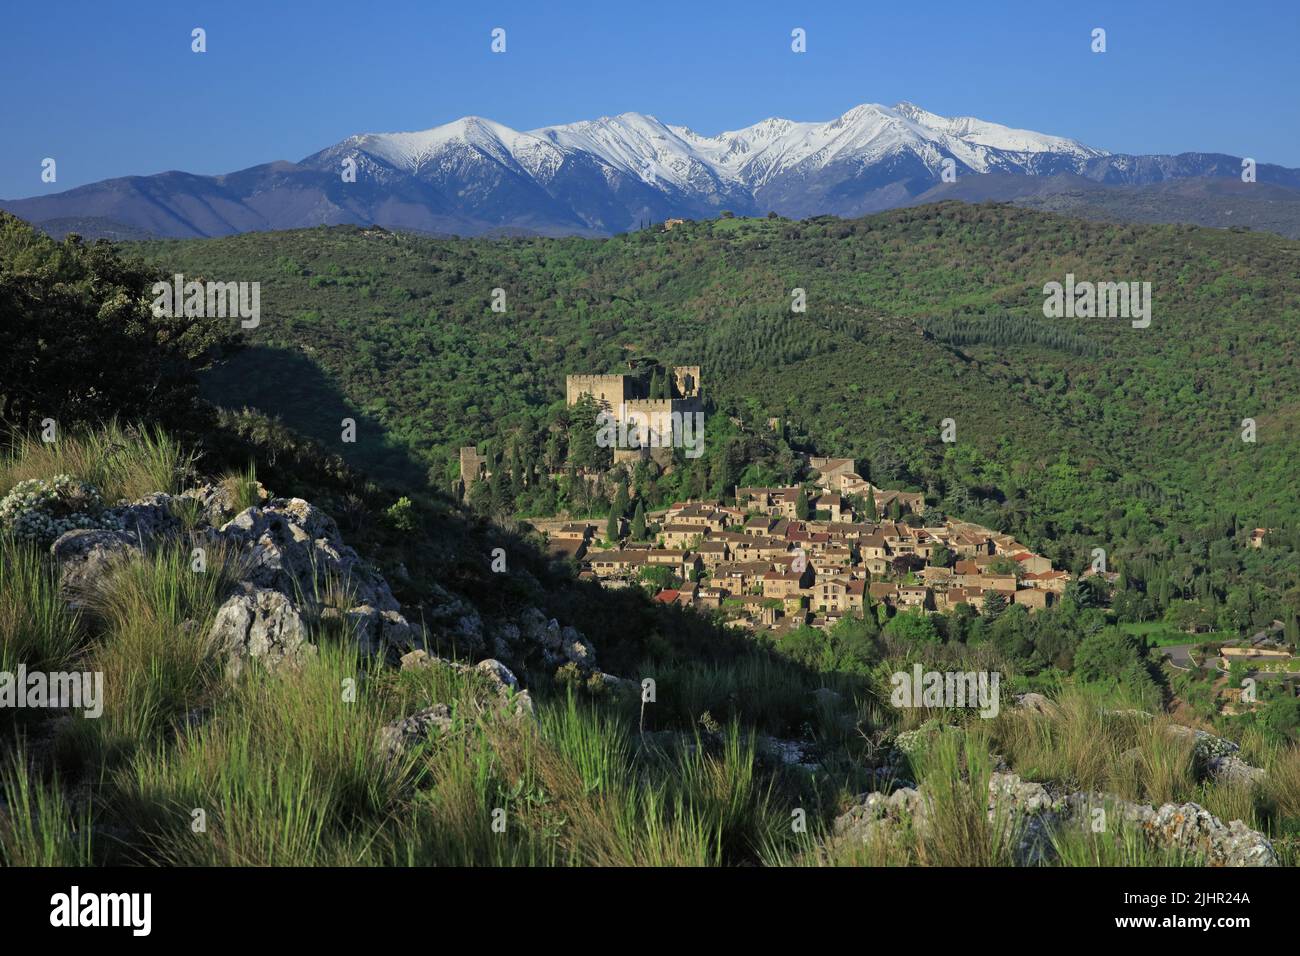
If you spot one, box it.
[200,344,431,489]
[194,346,840,731]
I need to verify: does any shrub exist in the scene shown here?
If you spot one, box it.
[385,496,418,533]
[0,475,122,547]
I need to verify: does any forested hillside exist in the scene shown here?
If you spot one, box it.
[6,205,1300,869]
[131,203,1300,634]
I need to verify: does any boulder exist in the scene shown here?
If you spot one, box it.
[49,528,140,603]
[1166,724,1240,762]
[219,499,400,614]
[345,604,422,660]
[378,704,453,757]
[1206,754,1267,786]
[115,493,182,542]
[1014,692,1057,715]
[1143,801,1277,867]
[209,584,313,679]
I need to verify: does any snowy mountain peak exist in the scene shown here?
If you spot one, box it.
[326,101,1107,187]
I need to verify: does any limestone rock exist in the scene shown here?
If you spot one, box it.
[378,704,453,757]
[209,584,313,679]
[1014,692,1057,715]
[49,528,140,603]
[1166,723,1240,762]
[115,493,183,542]
[1206,754,1267,786]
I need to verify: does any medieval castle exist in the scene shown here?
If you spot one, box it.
[457,363,706,495]
[565,364,704,464]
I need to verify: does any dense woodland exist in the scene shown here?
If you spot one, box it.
[5,205,1300,866]
[129,204,1300,660]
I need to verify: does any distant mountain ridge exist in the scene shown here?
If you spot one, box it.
[6,102,1300,239]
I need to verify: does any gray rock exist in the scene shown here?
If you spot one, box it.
[560,626,596,669]
[1014,692,1056,715]
[115,493,182,542]
[475,658,520,692]
[378,704,453,757]
[209,585,313,679]
[1206,754,1266,786]
[399,649,434,671]
[1144,801,1277,867]
[1167,723,1240,762]
[219,499,400,613]
[345,604,421,659]
[469,659,536,720]
[592,672,640,698]
[49,528,140,602]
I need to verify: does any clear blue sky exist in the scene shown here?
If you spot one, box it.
[2,0,1297,198]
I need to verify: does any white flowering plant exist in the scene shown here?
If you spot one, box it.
[0,475,124,547]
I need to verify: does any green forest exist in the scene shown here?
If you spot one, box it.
[130,203,1300,646]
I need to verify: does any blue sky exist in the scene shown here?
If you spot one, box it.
[2,0,1297,197]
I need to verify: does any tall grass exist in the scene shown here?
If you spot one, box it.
[217,461,262,514]
[912,725,1016,867]
[1,420,193,502]
[70,539,247,756]
[990,688,1197,806]
[0,747,94,866]
[0,534,85,673]
[111,642,413,866]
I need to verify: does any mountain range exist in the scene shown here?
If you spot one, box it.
[7,102,1300,239]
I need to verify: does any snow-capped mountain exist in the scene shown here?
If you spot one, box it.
[6,103,1300,239]
[305,101,1109,220]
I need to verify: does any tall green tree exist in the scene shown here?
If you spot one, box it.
[795,488,810,520]
[0,213,241,433]
[981,590,1008,619]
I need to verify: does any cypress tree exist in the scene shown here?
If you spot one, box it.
[795,488,810,520]
[631,499,647,539]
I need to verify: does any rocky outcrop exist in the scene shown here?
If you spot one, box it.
[46,482,626,725]
[833,770,1279,867]
[209,584,313,679]
[378,704,454,757]
[218,498,400,614]
[49,528,140,604]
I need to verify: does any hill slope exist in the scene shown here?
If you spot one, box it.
[131,203,1300,618]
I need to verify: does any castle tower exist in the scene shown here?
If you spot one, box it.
[672,366,701,398]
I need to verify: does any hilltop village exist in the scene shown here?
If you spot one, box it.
[463,364,1073,635]
[542,456,1072,635]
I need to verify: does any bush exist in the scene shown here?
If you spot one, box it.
[0,475,122,546]
[385,496,418,533]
